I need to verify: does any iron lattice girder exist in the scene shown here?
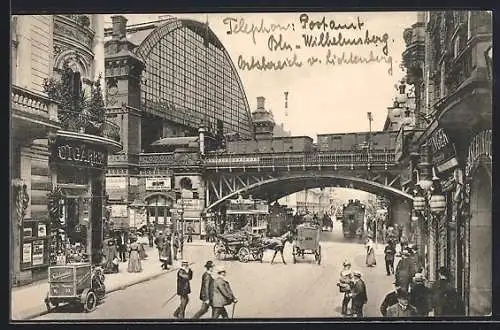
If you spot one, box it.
[204,168,408,211]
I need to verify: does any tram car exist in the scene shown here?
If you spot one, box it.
[342,199,366,239]
[267,204,294,237]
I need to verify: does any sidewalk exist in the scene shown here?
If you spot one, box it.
[11,245,180,320]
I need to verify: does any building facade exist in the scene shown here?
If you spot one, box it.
[103,16,254,236]
[11,14,121,285]
[400,10,492,315]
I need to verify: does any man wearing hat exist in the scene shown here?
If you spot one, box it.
[386,289,418,317]
[431,267,463,316]
[409,273,431,316]
[380,282,401,316]
[384,242,396,276]
[349,271,367,317]
[174,260,193,319]
[395,249,411,291]
[192,261,215,319]
[212,266,237,319]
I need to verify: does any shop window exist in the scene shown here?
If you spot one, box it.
[57,166,89,185]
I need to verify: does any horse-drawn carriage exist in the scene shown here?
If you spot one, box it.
[44,263,106,313]
[292,223,322,265]
[214,231,264,263]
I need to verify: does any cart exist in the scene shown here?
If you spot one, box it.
[44,263,106,313]
[292,223,322,265]
[214,232,264,263]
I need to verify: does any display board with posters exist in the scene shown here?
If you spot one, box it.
[21,219,50,270]
[32,240,45,266]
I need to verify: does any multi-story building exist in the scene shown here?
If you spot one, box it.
[400,11,492,315]
[103,16,254,235]
[11,15,121,285]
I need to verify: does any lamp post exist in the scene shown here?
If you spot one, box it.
[367,112,373,162]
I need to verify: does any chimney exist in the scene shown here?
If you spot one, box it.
[257,96,265,110]
[111,15,128,39]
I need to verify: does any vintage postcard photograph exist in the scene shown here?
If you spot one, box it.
[10,11,493,321]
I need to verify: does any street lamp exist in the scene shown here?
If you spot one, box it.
[367,112,373,161]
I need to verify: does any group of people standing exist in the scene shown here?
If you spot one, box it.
[337,260,368,317]
[101,231,147,274]
[173,260,238,319]
[379,240,464,317]
[155,231,183,270]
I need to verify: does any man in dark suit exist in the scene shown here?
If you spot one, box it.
[395,249,411,291]
[174,260,193,319]
[384,242,396,276]
[350,271,367,317]
[192,260,214,319]
[431,267,464,316]
[212,266,237,319]
[380,282,401,316]
[387,289,418,317]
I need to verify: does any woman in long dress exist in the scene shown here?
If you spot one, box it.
[160,233,172,270]
[127,237,142,273]
[102,238,119,274]
[365,237,376,267]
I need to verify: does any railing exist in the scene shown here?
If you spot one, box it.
[204,151,397,168]
[58,109,121,143]
[11,85,58,121]
[108,153,140,164]
[139,152,201,166]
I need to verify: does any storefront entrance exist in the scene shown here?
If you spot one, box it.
[468,163,492,315]
[145,194,174,230]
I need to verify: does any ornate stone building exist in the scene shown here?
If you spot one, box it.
[400,10,492,315]
[11,15,121,285]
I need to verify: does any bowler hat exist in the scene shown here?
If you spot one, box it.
[353,270,362,277]
[204,260,214,268]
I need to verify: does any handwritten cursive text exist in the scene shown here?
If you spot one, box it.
[325,49,394,75]
[238,54,303,71]
[302,30,390,56]
[299,14,365,31]
[223,17,295,45]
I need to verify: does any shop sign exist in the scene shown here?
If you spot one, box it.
[428,128,458,173]
[129,177,139,186]
[466,130,492,177]
[106,177,127,189]
[440,175,456,192]
[32,240,44,266]
[177,199,200,210]
[110,204,128,218]
[53,141,107,169]
[146,177,172,191]
[22,243,32,263]
[37,223,47,237]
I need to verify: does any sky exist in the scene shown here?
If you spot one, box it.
[104,12,417,138]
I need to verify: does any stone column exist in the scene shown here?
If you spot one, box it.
[15,16,32,89]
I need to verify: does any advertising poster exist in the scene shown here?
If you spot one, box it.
[38,223,47,237]
[32,240,44,266]
[22,243,32,263]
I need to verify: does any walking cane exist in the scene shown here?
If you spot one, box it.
[161,292,178,308]
[231,301,237,318]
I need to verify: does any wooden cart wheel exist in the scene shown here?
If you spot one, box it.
[44,293,58,311]
[238,247,250,263]
[214,242,225,260]
[317,245,322,265]
[83,291,97,313]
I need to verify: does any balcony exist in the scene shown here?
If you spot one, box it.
[139,152,202,167]
[11,85,60,141]
[56,109,122,153]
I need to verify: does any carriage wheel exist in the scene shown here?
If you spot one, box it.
[317,245,322,265]
[214,242,225,260]
[83,291,97,313]
[238,247,250,263]
[45,293,59,311]
[292,245,297,264]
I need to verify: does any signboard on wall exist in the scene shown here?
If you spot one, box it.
[428,128,458,173]
[52,139,107,170]
[177,199,201,210]
[106,177,128,200]
[32,240,44,266]
[110,204,128,218]
[22,243,32,263]
[146,177,172,191]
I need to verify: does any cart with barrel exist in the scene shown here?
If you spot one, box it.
[44,263,106,313]
[292,223,322,265]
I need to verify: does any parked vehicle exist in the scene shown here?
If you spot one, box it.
[213,231,264,263]
[45,263,106,313]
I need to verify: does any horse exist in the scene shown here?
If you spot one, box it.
[260,231,294,264]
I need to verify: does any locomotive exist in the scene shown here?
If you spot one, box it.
[342,199,366,239]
